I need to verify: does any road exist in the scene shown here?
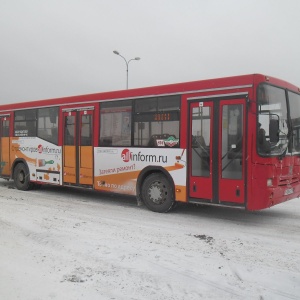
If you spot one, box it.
[0,179,299,300]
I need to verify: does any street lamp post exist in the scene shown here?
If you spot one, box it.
[113,50,140,89]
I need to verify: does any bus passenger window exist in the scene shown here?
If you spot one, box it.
[38,107,59,144]
[99,100,132,147]
[134,95,180,147]
[14,109,37,137]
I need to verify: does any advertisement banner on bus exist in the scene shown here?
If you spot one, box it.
[94,147,187,199]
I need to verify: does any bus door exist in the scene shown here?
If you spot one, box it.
[63,108,94,186]
[189,99,246,205]
[0,115,10,176]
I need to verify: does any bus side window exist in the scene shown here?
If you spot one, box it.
[14,109,37,137]
[38,107,59,144]
[99,100,132,147]
[134,96,180,147]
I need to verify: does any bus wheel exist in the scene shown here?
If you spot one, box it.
[142,173,174,213]
[14,163,31,191]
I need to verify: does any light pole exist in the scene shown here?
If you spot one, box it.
[113,50,140,89]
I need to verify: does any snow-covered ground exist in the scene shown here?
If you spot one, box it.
[0,179,299,300]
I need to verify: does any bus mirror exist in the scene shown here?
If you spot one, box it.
[269,118,279,143]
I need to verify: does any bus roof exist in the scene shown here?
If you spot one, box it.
[0,73,299,111]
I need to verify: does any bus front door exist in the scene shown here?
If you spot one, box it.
[63,109,93,186]
[189,99,246,205]
[0,115,10,177]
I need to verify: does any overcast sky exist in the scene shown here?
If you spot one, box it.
[0,0,299,104]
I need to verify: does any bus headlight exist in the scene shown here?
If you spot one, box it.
[267,178,273,187]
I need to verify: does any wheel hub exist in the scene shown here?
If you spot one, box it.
[18,171,25,183]
[148,182,167,205]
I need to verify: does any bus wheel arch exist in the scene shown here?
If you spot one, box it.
[12,160,32,191]
[137,166,176,213]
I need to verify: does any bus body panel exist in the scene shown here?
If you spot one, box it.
[11,137,62,185]
[94,147,187,201]
[250,156,300,210]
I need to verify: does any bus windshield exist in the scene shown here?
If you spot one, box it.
[257,84,289,156]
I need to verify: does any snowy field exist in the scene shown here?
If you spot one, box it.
[0,179,299,300]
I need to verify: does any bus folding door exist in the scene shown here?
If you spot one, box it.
[189,98,246,205]
[63,109,93,186]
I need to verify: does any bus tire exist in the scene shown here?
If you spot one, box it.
[13,163,31,191]
[141,173,175,213]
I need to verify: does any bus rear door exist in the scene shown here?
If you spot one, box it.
[189,98,246,206]
[63,108,94,186]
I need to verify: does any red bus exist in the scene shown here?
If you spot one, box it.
[0,74,299,212]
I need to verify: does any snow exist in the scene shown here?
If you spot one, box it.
[0,179,299,300]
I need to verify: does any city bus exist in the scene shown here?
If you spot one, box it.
[0,74,299,212]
